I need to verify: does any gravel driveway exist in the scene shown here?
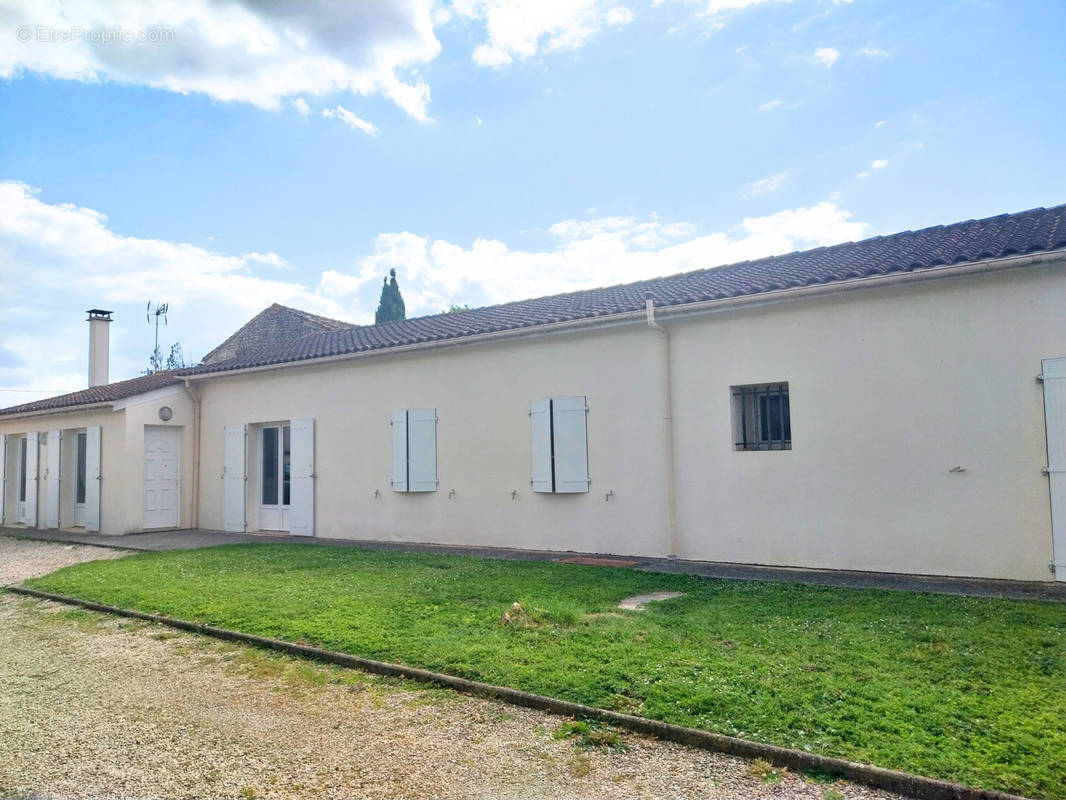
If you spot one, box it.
[0,535,129,585]
[0,536,899,800]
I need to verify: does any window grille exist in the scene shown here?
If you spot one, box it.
[732,383,791,451]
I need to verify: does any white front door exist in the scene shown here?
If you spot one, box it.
[259,424,291,532]
[144,427,180,529]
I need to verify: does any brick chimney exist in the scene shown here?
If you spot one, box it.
[87,309,113,388]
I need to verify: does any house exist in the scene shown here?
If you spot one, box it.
[2,205,1065,583]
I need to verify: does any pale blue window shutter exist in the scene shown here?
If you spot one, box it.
[407,408,438,492]
[530,398,553,493]
[289,418,315,537]
[552,395,589,493]
[391,411,408,492]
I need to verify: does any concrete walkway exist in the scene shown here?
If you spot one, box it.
[3,525,1064,602]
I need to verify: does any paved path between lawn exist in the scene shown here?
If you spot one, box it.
[5,525,1064,602]
[0,538,897,800]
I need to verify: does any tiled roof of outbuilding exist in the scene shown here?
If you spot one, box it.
[0,371,185,418]
[187,202,1066,375]
[201,303,351,364]
[3,202,1065,418]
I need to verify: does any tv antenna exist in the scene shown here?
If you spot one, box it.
[147,300,168,361]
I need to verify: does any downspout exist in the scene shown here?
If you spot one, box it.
[645,293,679,559]
[183,378,201,530]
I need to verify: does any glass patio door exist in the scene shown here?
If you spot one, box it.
[259,425,291,531]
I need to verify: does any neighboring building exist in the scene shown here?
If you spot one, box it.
[201,303,351,365]
[2,205,1065,582]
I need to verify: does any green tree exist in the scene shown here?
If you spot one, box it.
[165,342,186,370]
[146,341,186,374]
[147,345,163,374]
[375,268,406,323]
[444,304,472,313]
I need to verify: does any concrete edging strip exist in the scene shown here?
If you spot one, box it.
[6,585,1032,800]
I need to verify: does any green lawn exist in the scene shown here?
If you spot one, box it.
[24,544,1066,798]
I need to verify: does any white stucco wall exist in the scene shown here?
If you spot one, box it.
[0,407,126,534]
[195,324,672,556]
[669,263,1064,581]
[0,384,195,534]
[118,385,196,533]
[191,260,1064,580]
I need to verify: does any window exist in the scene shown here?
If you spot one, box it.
[392,408,437,492]
[732,383,791,451]
[261,425,291,506]
[17,436,27,502]
[530,396,589,493]
[76,432,87,504]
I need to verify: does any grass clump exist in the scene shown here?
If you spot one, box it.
[553,719,627,751]
[748,758,786,785]
[26,543,1066,799]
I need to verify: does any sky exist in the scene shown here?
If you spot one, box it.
[1,0,1064,403]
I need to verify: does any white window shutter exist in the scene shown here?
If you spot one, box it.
[530,398,553,493]
[391,410,409,492]
[552,396,590,493]
[24,431,39,527]
[0,434,7,525]
[84,426,101,531]
[407,408,438,492]
[222,423,247,532]
[289,418,315,537]
[45,429,61,528]
[1043,357,1066,581]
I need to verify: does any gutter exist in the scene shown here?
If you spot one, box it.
[183,249,1066,385]
[182,378,201,529]
[645,295,680,559]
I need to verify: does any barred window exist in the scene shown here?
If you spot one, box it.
[732,383,791,451]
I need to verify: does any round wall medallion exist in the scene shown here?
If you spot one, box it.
[158,405,173,421]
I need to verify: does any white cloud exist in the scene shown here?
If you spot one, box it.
[0,181,870,399]
[875,119,886,128]
[453,0,633,67]
[857,159,887,179]
[0,180,351,400]
[813,47,840,67]
[744,170,788,196]
[0,0,439,120]
[290,97,310,117]
[322,105,378,136]
[704,0,789,12]
[759,98,783,111]
[319,201,869,320]
[244,252,294,270]
[857,46,890,58]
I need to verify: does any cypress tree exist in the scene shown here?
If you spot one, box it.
[375,268,406,323]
